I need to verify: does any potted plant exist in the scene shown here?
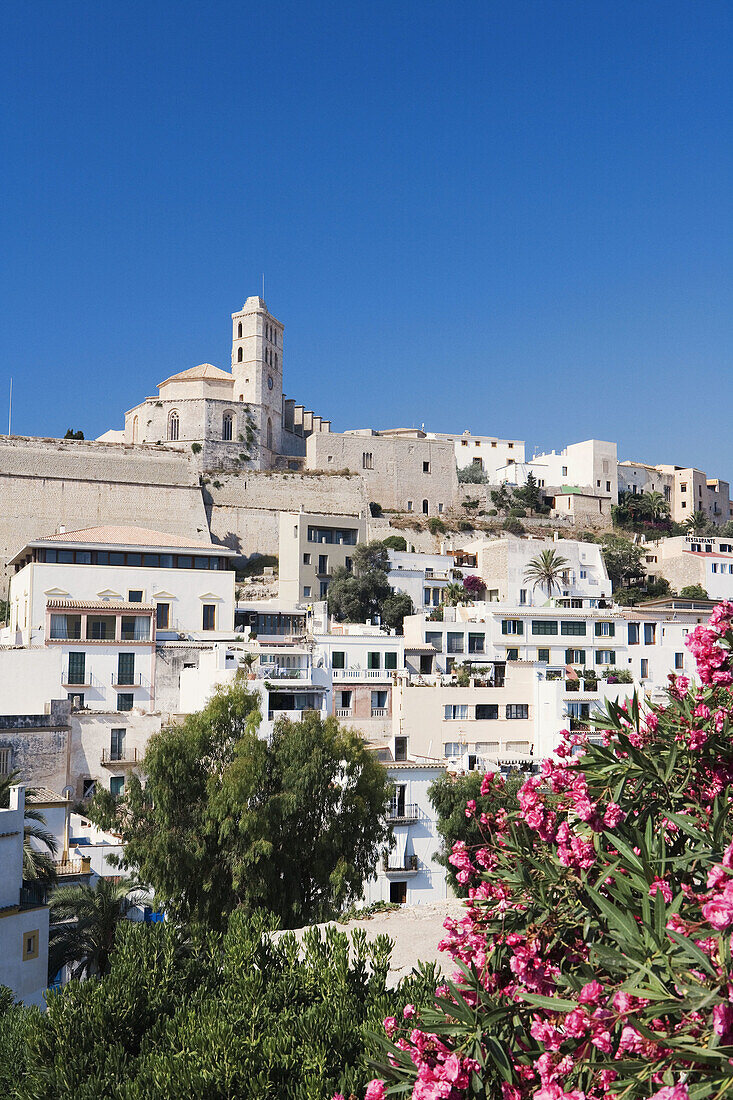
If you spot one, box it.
[241,652,258,680]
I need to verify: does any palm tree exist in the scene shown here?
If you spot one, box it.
[638,491,670,523]
[443,582,466,606]
[523,549,570,596]
[0,771,58,884]
[684,510,712,535]
[48,876,144,981]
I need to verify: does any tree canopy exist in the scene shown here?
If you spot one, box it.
[600,532,645,589]
[523,548,570,596]
[91,682,393,929]
[327,540,413,627]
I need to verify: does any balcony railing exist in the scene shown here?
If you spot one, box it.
[111,673,144,686]
[383,853,418,872]
[101,747,140,765]
[332,668,393,680]
[53,857,92,876]
[257,666,308,680]
[335,707,352,717]
[62,667,92,687]
[388,803,419,823]
[19,883,48,908]
[371,707,388,717]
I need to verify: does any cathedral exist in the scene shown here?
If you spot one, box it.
[101,296,331,470]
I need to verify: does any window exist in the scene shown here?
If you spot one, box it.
[423,461,431,473]
[156,602,170,630]
[117,652,135,685]
[468,633,485,653]
[519,589,527,605]
[475,704,498,720]
[82,778,96,798]
[644,623,656,645]
[640,659,649,678]
[394,736,408,762]
[506,648,519,661]
[319,580,329,597]
[331,651,345,670]
[367,652,381,669]
[594,622,615,637]
[237,321,242,337]
[385,652,397,670]
[532,620,558,635]
[422,499,429,515]
[362,452,373,470]
[22,931,39,962]
[444,740,464,754]
[68,693,85,708]
[318,554,328,575]
[266,418,273,450]
[446,632,464,653]
[88,615,115,640]
[675,652,684,669]
[537,648,550,663]
[132,415,138,443]
[561,621,586,636]
[121,615,149,641]
[606,481,611,492]
[444,705,468,720]
[472,457,483,469]
[425,631,442,649]
[110,776,125,796]
[128,590,143,603]
[117,694,134,712]
[407,501,413,512]
[596,650,616,665]
[680,483,687,493]
[202,604,216,631]
[110,728,125,761]
[303,586,311,598]
[168,412,179,441]
[506,704,529,720]
[237,347,243,362]
[628,623,640,644]
[501,620,523,635]
[50,614,81,640]
[565,649,586,664]
[566,702,591,720]
[438,503,444,513]
[0,748,11,775]
[223,412,233,441]
[67,652,86,685]
[371,690,388,711]
[303,553,311,565]
[561,466,568,477]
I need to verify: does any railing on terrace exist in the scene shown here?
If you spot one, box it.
[53,857,92,876]
[101,747,140,765]
[332,668,394,680]
[383,853,418,872]
[335,707,352,718]
[19,883,47,908]
[388,803,419,822]
[111,673,145,686]
[371,707,388,718]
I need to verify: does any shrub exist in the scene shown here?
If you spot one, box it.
[503,517,525,535]
[381,535,407,552]
[191,442,202,454]
[368,601,733,1099]
[427,517,446,535]
[457,520,474,532]
[369,501,383,517]
[680,584,709,599]
[458,465,489,484]
[508,506,526,518]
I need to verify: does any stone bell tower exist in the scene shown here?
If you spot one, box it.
[231,296,283,460]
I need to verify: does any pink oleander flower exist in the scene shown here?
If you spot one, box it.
[603,802,625,827]
[713,1002,733,1043]
[651,1086,689,1100]
[480,772,496,796]
[403,1003,416,1019]
[649,876,673,903]
[364,1081,387,1100]
[578,980,604,1005]
[383,1015,397,1037]
[465,798,476,818]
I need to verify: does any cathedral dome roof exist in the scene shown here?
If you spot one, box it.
[159,363,233,386]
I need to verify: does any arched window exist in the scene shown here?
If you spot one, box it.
[237,347,243,363]
[274,353,278,370]
[237,322,242,338]
[239,393,244,402]
[422,499,429,515]
[132,415,138,444]
[266,417,273,450]
[222,412,233,441]
[168,412,180,441]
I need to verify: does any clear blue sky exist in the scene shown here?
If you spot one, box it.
[2,1,732,472]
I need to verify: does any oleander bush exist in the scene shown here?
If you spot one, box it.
[365,602,733,1099]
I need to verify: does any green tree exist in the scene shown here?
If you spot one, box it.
[428,770,522,895]
[1,913,436,1100]
[327,541,392,624]
[600,533,645,589]
[523,548,570,596]
[638,490,670,523]
[48,876,143,981]
[513,471,542,514]
[457,464,488,484]
[680,583,709,598]
[684,509,714,534]
[443,581,467,606]
[381,535,407,551]
[93,684,393,929]
[490,483,513,512]
[380,591,414,631]
[63,428,84,440]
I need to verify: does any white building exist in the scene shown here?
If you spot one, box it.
[649,535,733,600]
[387,549,458,612]
[457,535,611,605]
[495,439,618,502]
[426,430,525,478]
[315,624,405,741]
[0,785,50,1007]
[6,525,236,713]
[363,761,448,907]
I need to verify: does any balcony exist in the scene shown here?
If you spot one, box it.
[62,667,93,688]
[257,666,308,681]
[335,707,352,718]
[53,856,92,877]
[111,673,144,687]
[371,707,388,718]
[388,803,418,823]
[19,883,48,909]
[383,853,418,873]
[332,668,393,681]
[101,747,140,766]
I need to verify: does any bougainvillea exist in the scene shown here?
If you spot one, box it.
[365,602,733,1099]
